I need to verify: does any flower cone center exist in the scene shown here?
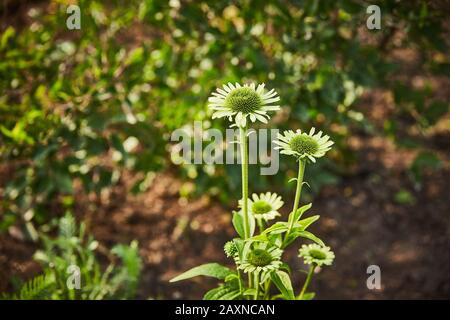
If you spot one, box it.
[309,249,327,260]
[248,249,273,267]
[289,135,319,155]
[225,87,262,114]
[251,200,272,215]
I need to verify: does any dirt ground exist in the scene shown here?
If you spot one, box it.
[1,129,449,299]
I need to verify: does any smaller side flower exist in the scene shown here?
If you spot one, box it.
[224,241,238,258]
[298,244,335,267]
[239,192,284,222]
[274,128,334,163]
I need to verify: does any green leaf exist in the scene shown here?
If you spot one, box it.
[125,47,144,66]
[203,286,228,300]
[11,271,55,300]
[169,263,233,282]
[54,172,73,194]
[219,290,241,300]
[261,222,288,235]
[243,288,256,296]
[232,211,245,239]
[294,215,320,231]
[232,210,255,239]
[287,230,325,247]
[1,26,15,49]
[248,233,268,241]
[291,203,312,224]
[232,238,245,258]
[224,273,239,282]
[33,144,58,163]
[298,292,315,300]
[279,262,292,274]
[203,282,240,300]
[271,270,295,300]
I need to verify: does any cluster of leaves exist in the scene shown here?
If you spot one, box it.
[171,203,323,300]
[1,212,142,299]
[1,0,448,231]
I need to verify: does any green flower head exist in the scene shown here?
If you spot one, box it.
[237,242,282,275]
[274,128,334,163]
[298,244,335,267]
[208,82,280,127]
[224,241,238,258]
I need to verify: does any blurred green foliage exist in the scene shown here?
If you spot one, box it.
[2,212,142,299]
[0,0,448,230]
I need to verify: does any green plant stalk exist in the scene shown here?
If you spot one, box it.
[239,125,253,290]
[299,264,315,299]
[237,269,244,296]
[239,125,250,239]
[283,159,306,246]
[50,266,65,298]
[254,272,260,300]
[256,218,265,233]
[264,278,271,299]
[248,273,253,295]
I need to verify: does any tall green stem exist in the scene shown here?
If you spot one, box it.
[264,279,271,299]
[283,159,306,246]
[256,218,265,233]
[254,272,260,300]
[239,126,250,239]
[299,264,315,299]
[237,269,243,296]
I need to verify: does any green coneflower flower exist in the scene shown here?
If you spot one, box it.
[238,242,282,275]
[239,192,283,222]
[224,241,238,258]
[298,244,335,267]
[208,82,280,127]
[274,128,334,163]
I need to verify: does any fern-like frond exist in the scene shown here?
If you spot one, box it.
[1,271,55,300]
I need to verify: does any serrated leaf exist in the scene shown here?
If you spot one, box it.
[219,290,241,300]
[203,286,229,300]
[224,273,239,282]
